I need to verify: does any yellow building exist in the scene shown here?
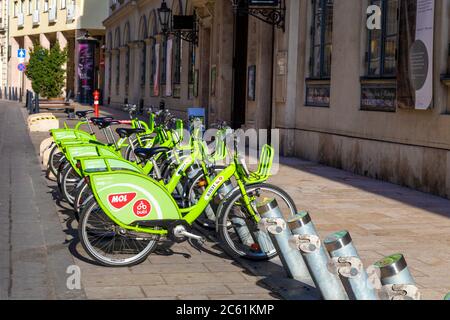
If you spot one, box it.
[8,0,110,100]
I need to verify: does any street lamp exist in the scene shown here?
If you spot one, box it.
[157,0,199,46]
[157,0,172,34]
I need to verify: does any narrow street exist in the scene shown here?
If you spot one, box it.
[1,101,449,300]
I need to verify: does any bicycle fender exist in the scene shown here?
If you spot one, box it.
[89,171,182,226]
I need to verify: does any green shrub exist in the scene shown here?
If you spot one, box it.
[25,43,68,98]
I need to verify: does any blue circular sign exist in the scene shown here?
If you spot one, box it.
[18,63,26,72]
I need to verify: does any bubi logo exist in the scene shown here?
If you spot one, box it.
[133,200,152,218]
[108,192,137,209]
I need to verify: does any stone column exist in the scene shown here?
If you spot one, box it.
[282,0,303,156]
[23,36,34,95]
[111,48,120,104]
[144,38,153,103]
[56,31,68,98]
[119,46,128,102]
[128,40,142,104]
[8,37,20,94]
[104,50,112,104]
[39,33,51,49]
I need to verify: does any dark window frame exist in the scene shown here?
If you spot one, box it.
[309,0,334,80]
[365,0,399,78]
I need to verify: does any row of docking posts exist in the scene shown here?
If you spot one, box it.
[0,86,21,101]
[243,198,424,300]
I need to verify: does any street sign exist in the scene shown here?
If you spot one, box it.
[18,63,26,72]
[18,49,26,59]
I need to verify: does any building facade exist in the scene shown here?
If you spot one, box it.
[0,0,9,89]
[106,0,450,199]
[8,0,110,100]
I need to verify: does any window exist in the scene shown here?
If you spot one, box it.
[115,53,120,95]
[14,1,18,16]
[60,0,66,9]
[306,0,334,107]
[310,0,334,79]
[361,0,399,112]
[150,38,160,96]
[161,37,167,85]
[28,0,33,14]
[140,42,146,87]
[44,0,48,12]
[188,41,196,99]
[172,37,181,97]
[366,0,399,77]
[125,46,130,96]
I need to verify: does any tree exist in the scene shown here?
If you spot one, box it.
[25,43,68,98]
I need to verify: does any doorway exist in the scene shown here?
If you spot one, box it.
[231,12,248,129]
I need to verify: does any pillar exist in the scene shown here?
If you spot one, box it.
[104,50,112,104]
[23,36,34,95]
[119,45,128,103]
[8,37,20,92]
[57,31,68,97]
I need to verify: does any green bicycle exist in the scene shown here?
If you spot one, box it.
[77,136,297,266]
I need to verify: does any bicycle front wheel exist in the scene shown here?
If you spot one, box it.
[217,183,297,261]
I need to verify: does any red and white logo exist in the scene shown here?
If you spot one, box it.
[133,199,152,218]
[108,192,137,209]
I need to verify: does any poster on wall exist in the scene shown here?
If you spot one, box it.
[153,43,160,97]
[165,38,173,97]
[77,41,96,104]
[397,0,434,110]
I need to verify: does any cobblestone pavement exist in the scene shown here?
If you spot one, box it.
[1,101,449,300]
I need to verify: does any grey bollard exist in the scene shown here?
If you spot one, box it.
[374,254,420,300]
[374,254,415,285]
[288,211,348,300]
[324,230,378,300]
[257,199,311,281]
[217,180,258,248]
[34,93,40,113]
[8,87,11,100]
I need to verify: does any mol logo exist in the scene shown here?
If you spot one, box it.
[108,192,137,209]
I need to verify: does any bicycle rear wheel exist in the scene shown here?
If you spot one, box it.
[78,198,159,267]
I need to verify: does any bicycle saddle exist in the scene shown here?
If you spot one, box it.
[90,117,113,125]
[75,110,94,118]
[134,147,171,160]
[92,118,121,130]
[116,128,146,139]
